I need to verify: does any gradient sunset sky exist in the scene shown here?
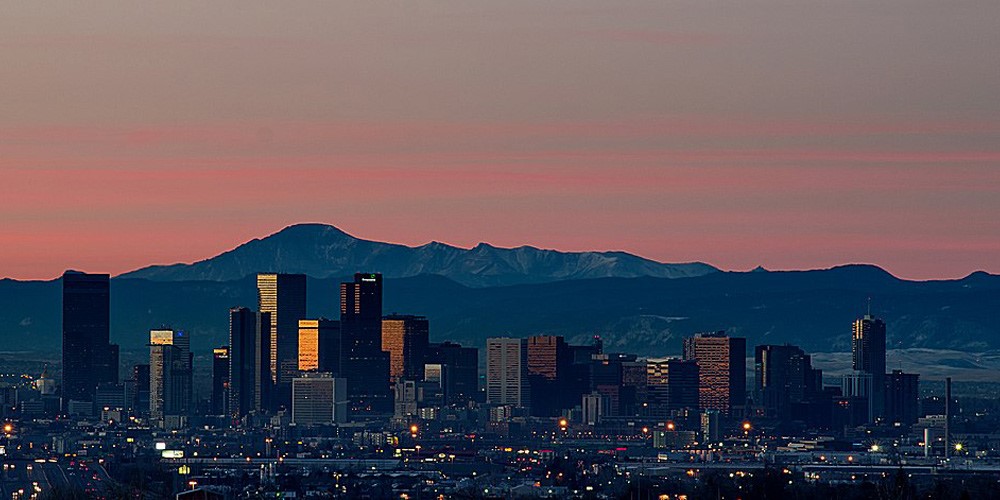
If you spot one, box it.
[3,1,999,280]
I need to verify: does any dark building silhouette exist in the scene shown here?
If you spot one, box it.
[229,307,272,421]
[588,353,638,417]
[340,273,392,414]
[851,314,887,420]
[885,369,919,426]
[426,341,479,404]
[526,335,586,417]
[645,358,700,416]
[129,364,150,417]
[61,272,119,406]
[683,331,746,415]
[381,315,430,382]
[257,273,307,410]
[212,346,230,416]
[755,344,822,422]
[298,318,341,374]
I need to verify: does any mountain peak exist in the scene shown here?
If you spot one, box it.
[119,224,719,286]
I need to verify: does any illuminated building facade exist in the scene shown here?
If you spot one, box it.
[682,331,746,415]
[852,314,887,420]
[257,273,307,408]
[381,315,430,382]
[298,318,341,373]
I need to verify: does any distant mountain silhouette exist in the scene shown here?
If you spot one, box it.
[120,223,717,286]
[2,265,999,358]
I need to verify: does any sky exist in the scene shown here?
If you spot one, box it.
[2,1,999,281]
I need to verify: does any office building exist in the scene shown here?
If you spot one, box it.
[885,370,920,426]
[645,358,700,416]
[682,331,746,415]
[229,307,272,420]
[257,273,307,407]
[298,318,341,373]
[212,346,230,416]
[291,373,347,426]
[340,273,392,414]
[148,329,193,423]
[61,272,119,405]
[527,335,575,416]
[427,341,480,404]
[852,314,887,420]
[486,337,530,408]
[381,315,430,382]
[755,344,822,421]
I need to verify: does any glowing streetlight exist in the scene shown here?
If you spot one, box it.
[870,444,880,453]
[3,423,12,434]
[558,418,568,430]
[410,424,419,436]
[954,443,964,452]
[742,421,752,432]
[666,422,676,431]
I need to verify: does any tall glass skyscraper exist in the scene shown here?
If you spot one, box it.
[257,273,307,409]
[851,313,887,420]
[61,272,119,406]
[340,273,392,414]
[229,307,272,421]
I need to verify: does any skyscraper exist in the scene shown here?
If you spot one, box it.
[526,335,575,416]
[61,272,119,405]
[257,273,307,408]
[229,307,272,421]
[885,369,919,426]
[682,331,746,415]
[852,314,887,420]
[340,273,392,414]
[148,329,193,423]
[298,319,341,374]
[426,341,480,404]
[381,315,430,382]
[755,344,822,421]
[645,357,700,416]
[212,346,230,416]
[486,337,530,408]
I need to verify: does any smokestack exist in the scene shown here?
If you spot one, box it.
[944,377,952,459]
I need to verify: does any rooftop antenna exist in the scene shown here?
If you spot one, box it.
[867,296,872,316]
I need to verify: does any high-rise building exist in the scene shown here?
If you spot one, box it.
[340,273,392,414]
[148,329,193,423]
[212,346,230,416]
[754,344,822,421]
[130,364,150,417]
[381,315,430,382]
[885,370,919,426]
[682,331,746,415]
[852,314,887,420]
[61,272,119,405]
[645,358,700,416]
[426,341,480,404]
[257,273,307,408]
[526,335,576,416]
[291,373,347,426]
[229,307,272,421]
[298,319,341,373]
[486,337,530,408]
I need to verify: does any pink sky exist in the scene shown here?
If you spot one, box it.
[2,1,999,280]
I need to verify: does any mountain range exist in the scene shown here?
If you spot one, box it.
[2,224,999,364]
[121,223,717,287]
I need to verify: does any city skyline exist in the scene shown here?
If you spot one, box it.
[2,0,1000,281]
